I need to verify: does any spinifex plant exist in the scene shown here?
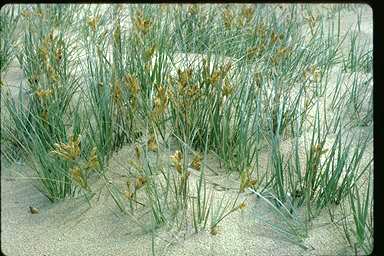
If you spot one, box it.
[0,4,373,255]
[191,130,213,233]
[4,95,99,201]
[0,5,20,73]
[14,4,81,144]
[50,135,100,193]
[340,169,373,255]
[249,189,309,250]
[344,72,373,128]
[167,55,233,152]
[80,7,118,164]
[209,192,245,235]
[272,101,373,223]
[126,5,175,142]
[172,4,218,54]
[2,4,89,201]
[107,128,192,228]
[213,65,262,176]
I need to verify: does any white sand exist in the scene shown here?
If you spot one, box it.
[1,155,353,256]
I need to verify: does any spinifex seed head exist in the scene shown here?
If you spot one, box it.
[147,135,158,151]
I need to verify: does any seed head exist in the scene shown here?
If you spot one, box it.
[124,74,140,96]
[222,7,234,29]
[147,135,158,152]
[133,11,152,35]
[51,135,81,161]
[88,16,100,32]
[241,6,255,22]
[124,190,133,199]
[134,144,141,160]
[210,226,219,235]
[87,146,99,170]
[144,45,156,62]
[208,71,221,85]
[35,89,53,98]
[70,166,86,188]
[191,153,202,171]
[170,150,183,173]
[135,176,147,190]
[170,150,182,163]
[55,48,62,62]
[222,79,234,97]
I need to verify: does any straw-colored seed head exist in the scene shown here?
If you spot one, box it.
[209,71,221,85]
[188,4,199,16]
[170,150,183,173]
[191,154,202,170]
[135,176,146,190]
[124,190,133,199]
[134,144,141,160]
[70,166,86,188]
[248,179,257,187]
[256,23,267,37]
[134,11,152,35]
[175,162,182,174]
[144,45,156,62]
[151,84,168,118]
[47,65,58,82]
[51,135,81,161]
[277,47,289,56]
[312,144,324,155]
[241,6,255,22]
[222,79,234,97]
[88,16,100,32]
[177,68,193,89]
[41,110,49,123]
[210,226,219,235]
[147,135,158,151]
[159,4,169,12]
[21,10,32,17]
[35,89,53,98]
[35,10,44,17]
[246,46,263,59]
[188,84,200,97]
[55,48,62,62]
[124,74,140,96]
[113,80,122,102]
[87,146,99,170]
[170,150,183,163]
[312,144,328,155]
[70,166,81,178]
[271,31,280,44]
[38,46,48,62]
[304,14,317,27]
[220,62,232,77]
[222,7,234,28]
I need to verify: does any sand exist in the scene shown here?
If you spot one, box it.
[1,4,372,256]
[1,154,353,256]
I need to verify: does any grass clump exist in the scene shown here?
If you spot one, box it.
[0,4,373,255]
[0,5,20,73]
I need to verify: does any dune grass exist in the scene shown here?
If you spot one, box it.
[0,5,20,73]
[0,3,373,255]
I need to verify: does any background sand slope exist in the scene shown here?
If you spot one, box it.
[1,4,372,256]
